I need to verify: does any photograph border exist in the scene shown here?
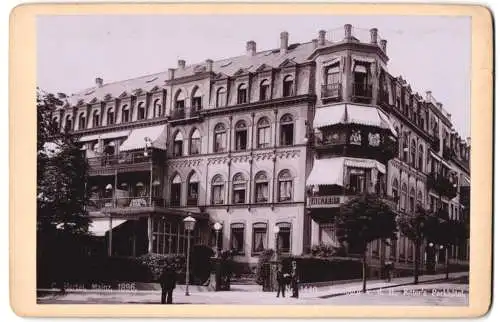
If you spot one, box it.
[9,2,493,318]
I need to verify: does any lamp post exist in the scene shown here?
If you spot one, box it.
[183,215,196,296]
[213,222,222,257]
[273,225,281,261]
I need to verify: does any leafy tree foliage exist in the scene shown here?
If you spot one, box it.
[335,194,397,292]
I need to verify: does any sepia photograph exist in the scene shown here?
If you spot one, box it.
[34,12,473,308]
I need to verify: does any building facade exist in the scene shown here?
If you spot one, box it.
[50,24,470,270]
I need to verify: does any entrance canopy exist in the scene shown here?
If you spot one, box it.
[119,125,167,151]
[307,157,386,186]
[313,104,397,136]
[89,218,127,237]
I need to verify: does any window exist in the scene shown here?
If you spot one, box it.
[410,139,416,168]
[122,105,130,123]
[319,223,339,247]
[191,87,202,111]
[280,114,294,146]
[216,87,226,108]
[230,223,245,254]
[237,83,247,104]
[170,174,182,207]
[187,172,199,206]
[418,145,424,171]
[214,123,227,152]
[401,183,407,211]
[107,108,114,125]
[392,178,399,201]
[403,132,409,162]
[65,115,73,131]
[173,131,183,157]
[278,170,293,202]
[254,171,269,203]
[326,65,340,85]
[91,111,100,128]
[235,120,247,151]
[417,190,423,208]
[277,222,292,253]
[259,79,270,101]
[137,102,146,120]
[153,99,162,118]
[152,218,175,255]
[257,117,271,148]
[232,172,246,204]
[252,223,267,254]
[347,168,366,194]
[211,175,225,205]
[283,75,294,97]
[78,113,86,130]
[409,188,415,213]
[189,129,201,155]
[175,90,185,110]
[353,64,369,91]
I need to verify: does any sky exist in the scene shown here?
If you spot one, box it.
[37,15,471,137]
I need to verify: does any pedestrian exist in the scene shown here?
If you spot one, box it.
[159,262,177,304]
[276,264,286,298]
[290,260,299,298]
[384,260,394,282]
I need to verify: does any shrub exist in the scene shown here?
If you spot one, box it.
[310,243,347,258]
[190,244,215,285]
[136,253,185,282]
[255,249,275,285]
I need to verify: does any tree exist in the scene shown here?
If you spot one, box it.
[335,194,398,293]
[37,88,90,289]
[397,205,431,284]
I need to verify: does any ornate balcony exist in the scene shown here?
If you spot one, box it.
[427,172,458,199]
[352,83,372,101]
[87,151,162,176]
[171,108,186,120]
[321,83,342,101]
[87,196,168,214]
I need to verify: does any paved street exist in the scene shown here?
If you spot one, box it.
[37,272,468,306]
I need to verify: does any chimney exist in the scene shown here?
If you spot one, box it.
[178,59,186,69]
[380,39,387,53]
[246,41,256,56]
[95,77,103,88]
[280,31,289,55]
[344,24,352,39]
[318,30,326,46]
[466,137,471,146]
[206,59,214,72]
[425,90,432,101]
[167,68,175,80]
[312,38,318,49]
[370,28,378,44]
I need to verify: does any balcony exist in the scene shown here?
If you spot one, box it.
[430,135,440,152]
[321,83,342,101]
[87,196,168,214]
[378,90,389,106]
[171,108,186,120]
[186,197,199,206]
[352,83,372,101]
[442,146,452,161]
[87,151,156,175]
[427,172,458,199]
[189,106,202,118]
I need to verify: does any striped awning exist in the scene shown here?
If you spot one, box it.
[79,130,131,142]
[119,125,167,151]
[307,157,386,186]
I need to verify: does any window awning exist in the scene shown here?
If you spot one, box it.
[344,158,386,174]
[79,130,131,142]
[119,125,167,151]
[307,158,345,186]
[354,65,367,73]
[88,218,127,237]
[313,104,397,136]
[429,150,452,169]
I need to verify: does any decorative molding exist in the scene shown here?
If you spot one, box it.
[169,158,204,168]
[207,156,230,165]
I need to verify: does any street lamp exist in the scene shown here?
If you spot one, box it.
[273,225,281,261]
[213,222,222,257]
[183,215,196,296]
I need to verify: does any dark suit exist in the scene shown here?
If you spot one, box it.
[160,266,176,304]
[276,270,286,297]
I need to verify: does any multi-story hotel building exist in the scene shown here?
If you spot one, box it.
[50,24,470,270]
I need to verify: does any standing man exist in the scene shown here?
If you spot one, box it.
[160,262,177,304]
[276,264,286,298]
[290,260,299,298]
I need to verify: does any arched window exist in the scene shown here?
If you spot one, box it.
[78,112,86,130]
[211,175,225,205]
[418,145,424,171]
[409,187,415,213]
[174,90,185,110]
[191,87,202,111]
[214,123,227,152]
[280,114,294,146]
[392,178,399,200]
[122,105,130,123]
[257,117,271,148]
[237,83,247,104]
[403,132,409,163]
[107,108,114,125]
[254,171,269,203]
[401,183,407,211]
[283,75,294,97]
[417,190,423,208]
[259,79,270,101]
[91,110,100,128]
[278,170,293,202]
[170,174,182,206]
[216,87,226,108]
[153,99,161,118]
[232,172,247,204]
[189,129,201,155]
[65,115,73,132]
[235,120,247,151]
[410,139,416,168]
[173,131,183,157]
[137,102,146,120]
[187,171,200,206]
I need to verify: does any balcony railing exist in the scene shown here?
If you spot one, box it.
[87,152,152,168]
[321,83,342,99]
[186,197,199,206]
[189,106,202,117]
[171,108,186,120]
[87,196,168,212]
[427,172,457,199]
[352,83,372,100]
